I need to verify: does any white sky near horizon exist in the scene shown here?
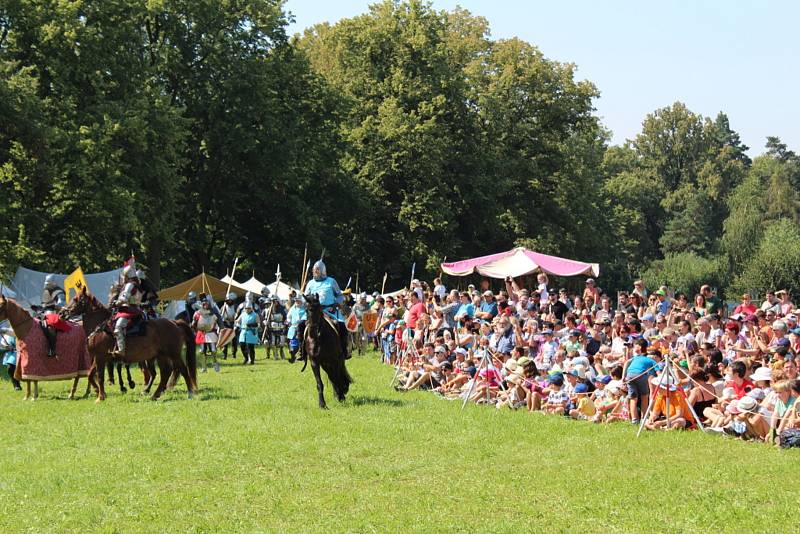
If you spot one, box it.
[286,0,800,156]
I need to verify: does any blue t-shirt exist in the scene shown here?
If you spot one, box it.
[456,303,475,319]
[480,301,498,319]
[626,355,657,377]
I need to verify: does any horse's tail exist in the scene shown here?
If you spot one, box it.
[322,358,352,402]
[176,320,197,388]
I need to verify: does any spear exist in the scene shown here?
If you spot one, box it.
[381,272,388,295]
[225,257,239,298]
[299,243,307,288]
[301,260,311,292]
[409,262,416,290]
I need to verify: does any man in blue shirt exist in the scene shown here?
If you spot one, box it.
[476,290,498,322]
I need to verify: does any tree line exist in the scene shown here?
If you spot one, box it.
[2,0,798,298]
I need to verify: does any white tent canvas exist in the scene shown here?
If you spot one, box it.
[264,280,297,301]
[10,266,123,309]
[219,274,250,296]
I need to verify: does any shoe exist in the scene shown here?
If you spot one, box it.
[249,360,255,365]
[630,419,640,425]
[214,362,220,373]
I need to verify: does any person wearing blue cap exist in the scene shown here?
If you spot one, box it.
[569,382,597,420]
[544,373,569,415]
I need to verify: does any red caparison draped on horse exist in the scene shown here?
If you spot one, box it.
[0,295,93,400]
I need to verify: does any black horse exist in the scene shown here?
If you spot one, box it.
[301,294,352,409]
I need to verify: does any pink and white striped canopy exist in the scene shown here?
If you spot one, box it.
[441,247,599,279]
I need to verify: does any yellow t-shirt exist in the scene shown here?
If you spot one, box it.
[577,396,596,417]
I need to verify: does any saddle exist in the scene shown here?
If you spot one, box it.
[105,314,148,337]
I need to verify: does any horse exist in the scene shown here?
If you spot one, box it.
[301,293,352,409]
[63,290,196,401]
[62,294,138,394]
[63,290,169,396]
[0,295,93,400]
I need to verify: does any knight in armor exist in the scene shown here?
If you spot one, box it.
[264,294,287,360]
[286,296,307,364]
[257,286,271,311]
[136,269,160,319]
[198,292,222,324]
[40,274,68,357]
[237,302,259,365]
[219,292,239,359]
[175,291,198,323]
[112,265,142,357]
[352,292,370,354]
[192,300,220,373]
[304,260,350,359]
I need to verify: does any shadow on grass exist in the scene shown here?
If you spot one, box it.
[195,386,241,402]
[349,395,405,407]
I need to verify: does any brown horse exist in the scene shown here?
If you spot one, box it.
[65,291,197,402]
[0,295,93,400]
[302,293,352,409]
[63,290,175,396]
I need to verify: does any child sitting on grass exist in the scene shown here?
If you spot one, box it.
[569,383,596,420]
[544,373,569,415]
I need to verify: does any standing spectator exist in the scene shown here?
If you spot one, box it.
[701,285,723,317]
[632,280,647,299]
[583,278,600,305]
[733,293,757,316]
[776,290,794,316]
[761,291,781,314]
[432,278,446,300]
[476,291,498,321]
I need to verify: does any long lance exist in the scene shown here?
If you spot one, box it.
[409,262,416,290]
[381,272,388,295]
[225,257,239,298]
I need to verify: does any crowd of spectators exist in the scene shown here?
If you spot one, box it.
[368,276,800,449]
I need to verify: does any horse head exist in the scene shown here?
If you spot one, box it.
[62,287,90,317]
[304,293,321,316]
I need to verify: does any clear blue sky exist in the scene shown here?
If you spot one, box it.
[286,0,799,155]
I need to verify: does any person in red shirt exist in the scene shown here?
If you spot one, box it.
[725,360,755,399]
[406,291,427,330]
[733,293,757,317]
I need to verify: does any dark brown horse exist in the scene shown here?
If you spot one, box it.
[65,290,197,402]
[302,293,352,409]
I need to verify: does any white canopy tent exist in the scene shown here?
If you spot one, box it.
[10,266,123,310]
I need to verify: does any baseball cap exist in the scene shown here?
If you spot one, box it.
[574,383,589,394]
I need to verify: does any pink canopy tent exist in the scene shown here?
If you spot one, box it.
[441,247,599,279]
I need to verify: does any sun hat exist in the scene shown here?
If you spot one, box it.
[504,360,518,372]
[650,374,678,390]
[585,278,595,284]
[516,356,531,367]
[574,383,589,394]
[662,327,676,336]
[749,367,772,382]
[737,396,758,414]
[434,345,446,354]
[721,387,736,401]
[454,347,468,356]
[747,388,766,401]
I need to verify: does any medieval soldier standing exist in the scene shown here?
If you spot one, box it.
[40,274,67,357]
[112,265,142,356]
[286,295,306,364]
[219,292,239,359]
[237,302,259,365]
[304,260,350,359]
[264,294,287,360]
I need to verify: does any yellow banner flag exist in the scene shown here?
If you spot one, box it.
[64,266,89,303]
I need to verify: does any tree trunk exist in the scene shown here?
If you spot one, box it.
[147,238,163,288]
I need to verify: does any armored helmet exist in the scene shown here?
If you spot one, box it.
[187,291,197,300]
[136,269,146,280]
[260,286,270,296]
[123,265,137,280]
[226,292,237,301]
[313,260,327,280]
[44,274,58,289]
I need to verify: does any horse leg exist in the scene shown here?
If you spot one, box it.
[117,362,126,393]
[33,381,38,400]
[172,353,195,398]
[68,377,79,400]
[96,356,107,402]
[311,360,327,409]
[107,360,115,385]
[126,364,135,390]
[143,360,156,394]
[150,359,171,401]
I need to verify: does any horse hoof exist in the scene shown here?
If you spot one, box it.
[128,382,136,389]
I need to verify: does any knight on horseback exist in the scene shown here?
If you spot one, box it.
[112,265,142,357]
[136,269,160,319]
[304,260,350,359]
[40,274,67,357]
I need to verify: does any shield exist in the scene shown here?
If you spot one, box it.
[345,311,358,333]
[217,327,235,347]
[362,310,378,333]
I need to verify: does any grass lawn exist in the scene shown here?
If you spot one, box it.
[1,347,797,533]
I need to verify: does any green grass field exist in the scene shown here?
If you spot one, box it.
[1,347,797,533]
